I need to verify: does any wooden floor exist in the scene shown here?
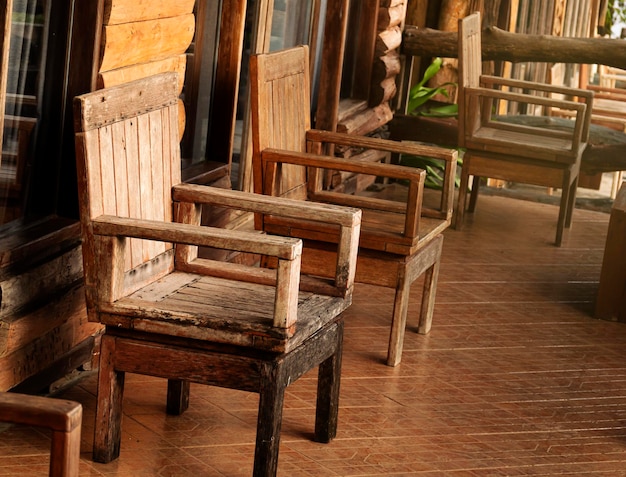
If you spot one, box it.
[3,192,626,476]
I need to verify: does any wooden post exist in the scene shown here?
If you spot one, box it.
[0,0,13,156]
[595,184,626,322]
[314,0,350,132]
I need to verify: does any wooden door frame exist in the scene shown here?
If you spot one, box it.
[0,0,13,157]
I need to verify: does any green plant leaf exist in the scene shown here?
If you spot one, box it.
[417,57,443,87]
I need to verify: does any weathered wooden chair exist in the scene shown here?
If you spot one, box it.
[456,12,594,246]
[0,393,82,477]
[249,45,458,366]
[73,73,361,477]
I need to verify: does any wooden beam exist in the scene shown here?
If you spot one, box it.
[402,25,626,69]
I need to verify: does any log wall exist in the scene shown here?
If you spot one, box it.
[337,0,408,137]
[97,0,195,136]
[0,221,101,391]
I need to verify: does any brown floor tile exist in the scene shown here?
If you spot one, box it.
[5,194,626,475]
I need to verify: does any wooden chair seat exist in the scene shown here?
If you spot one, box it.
[250,46,458,366]
[101,270,347,352]
[456,12,593,246]
[73,73,361,477]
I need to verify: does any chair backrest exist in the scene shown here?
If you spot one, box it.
[458,12,483,148]
[250,45,311,200]
[74,73,181,299]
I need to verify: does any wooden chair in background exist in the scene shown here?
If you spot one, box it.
[456,12,593,246]
[0,392,82,477]
[249,45,458,367]
[74,73,361,476]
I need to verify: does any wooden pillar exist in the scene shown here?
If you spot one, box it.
[0,0,13,155]
[315,0,350,132]
[595,184,626,322]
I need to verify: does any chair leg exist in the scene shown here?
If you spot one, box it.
[314,320,343,443]
[455,154,471,229]
[166,379,190,415]
[386,235,444,367]
[93,334,125,464]
[565,174,579,228]
[50,424,82,477]
[555,171,575,246]
[254,362,287,477]
[417,241,443,335]
[468,175,481,213]
[387,270,411,367]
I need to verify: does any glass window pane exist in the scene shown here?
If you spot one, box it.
[1,0,44,225]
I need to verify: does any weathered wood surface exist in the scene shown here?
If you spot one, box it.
[99,14,195,73]
[250,45,456,365]
[98,55,186,90]
[403,25,626,70]
[77,73,355,475]
[103,0,195,25]
[0,392,82,477]
[596,184,626,322]
[455,13,591,247]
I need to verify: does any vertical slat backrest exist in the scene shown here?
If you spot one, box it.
[250,45,311,200]
[458,12,482,148]
[74,73,181,294]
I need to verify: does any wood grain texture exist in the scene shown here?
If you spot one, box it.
[250,46,454,365]
[103,0,195,25]
[99,14,194,73]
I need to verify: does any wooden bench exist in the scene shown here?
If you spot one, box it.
[595,183,626,322]
[0,393,82,477]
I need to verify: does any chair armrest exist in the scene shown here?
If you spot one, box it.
[304,130,457,220]
[172,183,360,228]
[92,215,305,328]
[171,185,361,294]
[306,129,457,162]
[466,86,587,112]
[478,76,594,143]
[92,215,302,259]
[0,392,82,433]
[465,86,589,151]
[259,148,428,240]
[481,75,594,101]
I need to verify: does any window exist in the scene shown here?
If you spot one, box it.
[0,0,77,228]
[181,0,325,191]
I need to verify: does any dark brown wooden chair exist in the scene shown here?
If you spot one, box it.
[0,392,82,477]
[249,45,458,366]
[456,12,594,246]
[73,73,361,477]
